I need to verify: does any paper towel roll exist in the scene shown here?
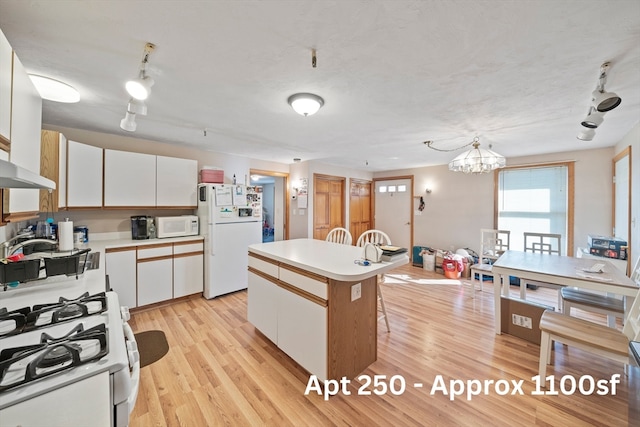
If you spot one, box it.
[59,220,74,251]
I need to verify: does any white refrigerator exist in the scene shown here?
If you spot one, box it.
[197,183,263,298]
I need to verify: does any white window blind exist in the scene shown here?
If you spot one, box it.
[497,166,568,255]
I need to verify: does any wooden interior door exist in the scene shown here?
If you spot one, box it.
[349,179,372,244]
[313,174,345,240]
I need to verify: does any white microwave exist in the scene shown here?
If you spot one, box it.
[156,215,199,238]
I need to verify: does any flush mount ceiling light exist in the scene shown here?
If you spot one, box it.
[288,93,324,116]
[287,49,324,116]
[591,62,621,112]
[119,111,136,132]
[125,42,156,101]
[28,74,80,103]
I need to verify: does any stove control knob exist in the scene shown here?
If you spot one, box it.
[121,306,131,322]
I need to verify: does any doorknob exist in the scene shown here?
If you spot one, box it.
[405,222,410,225]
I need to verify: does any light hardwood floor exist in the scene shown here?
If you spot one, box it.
[129,264,634,426]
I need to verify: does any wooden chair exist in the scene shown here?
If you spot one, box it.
[521,232,563,309]
[538,285,640,380]
[469,229,510,295]
[561,256,640,328]
[325,227,353,245]
[356,230,391,333]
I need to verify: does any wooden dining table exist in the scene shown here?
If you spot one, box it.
[491,250,638,334]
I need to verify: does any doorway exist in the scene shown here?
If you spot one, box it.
[250,169,289,242]
[313,174,345,240]
[613,146,631,275]
[373,176,414,250]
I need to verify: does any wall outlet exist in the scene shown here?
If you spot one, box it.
[351,283,362,301]
[511,314,532,329]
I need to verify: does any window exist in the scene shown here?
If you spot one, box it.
[495,162,574,255]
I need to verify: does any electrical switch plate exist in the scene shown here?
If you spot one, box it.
[351,283,362,301]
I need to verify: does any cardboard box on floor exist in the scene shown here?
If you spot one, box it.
[500,297,554,345]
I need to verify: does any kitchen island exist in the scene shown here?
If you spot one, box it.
[247,238,408,381]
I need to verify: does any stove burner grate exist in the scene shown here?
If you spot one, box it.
[0,323,108,393]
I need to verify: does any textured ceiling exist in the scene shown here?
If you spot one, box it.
[0,0,639,171]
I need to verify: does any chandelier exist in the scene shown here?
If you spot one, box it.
[425,137,506,174]
[448,138,506,173]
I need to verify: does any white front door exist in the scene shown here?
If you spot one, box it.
[374,178,412,249]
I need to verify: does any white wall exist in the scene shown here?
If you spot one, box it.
[614,122,640,267]
[375,147,615,256]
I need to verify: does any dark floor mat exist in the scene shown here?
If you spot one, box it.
[134,330,169,368]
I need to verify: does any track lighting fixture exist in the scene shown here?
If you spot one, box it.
[580,106,604,129]
[576,62,621,141]
[591,62,621,112]
[576,128,595,141]
[120,42,155,131]
[119,111,136,132]
[125,43,156,100]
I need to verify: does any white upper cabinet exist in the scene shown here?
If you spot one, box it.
[104,149,156,207]
[67,140,103,208]
[156,156,197,207]
[6,53,42,216]
[0,29,11,143]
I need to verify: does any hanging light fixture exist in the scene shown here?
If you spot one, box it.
[127,98,147,116]
[288,93,324,116]
[125,43,156,101]
[447,137,506,174]
[591,62,621,112]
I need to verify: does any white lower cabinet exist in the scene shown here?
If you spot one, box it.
[137,244,174,306]
[107,240,204,308]
[105,248,137,309]
[247,262,328,380]
[173,248,204,298]
[247,271,279,343]
[137,258,173,306]
[277,287,327,380]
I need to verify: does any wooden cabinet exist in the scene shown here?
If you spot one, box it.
[0,28,11,145]
[105,247,137,309]
[137,243,174,306]
[173,241,204,297]
[3,53,42,221]
[156,155,197,207]
[67,140,103,208]
[104,149,156,207]
[39,130,67,212]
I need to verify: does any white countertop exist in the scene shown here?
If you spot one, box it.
[249,238,408,281]
[0,234,203,310]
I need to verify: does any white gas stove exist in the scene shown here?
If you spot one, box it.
[0,276,139,426]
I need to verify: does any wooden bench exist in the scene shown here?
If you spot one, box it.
[538,310,630,380]
[560,287,624,327]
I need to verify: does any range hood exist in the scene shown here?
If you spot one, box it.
[0,158,56,190]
